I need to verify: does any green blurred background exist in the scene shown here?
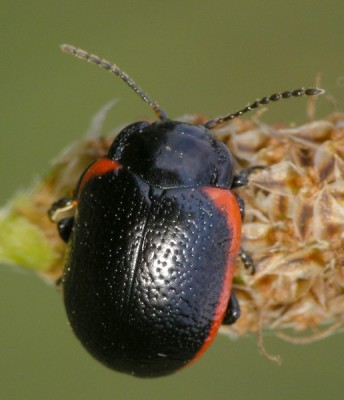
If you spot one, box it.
[1,1,343,399]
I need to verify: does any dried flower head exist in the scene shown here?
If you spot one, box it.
[1,103,343,346]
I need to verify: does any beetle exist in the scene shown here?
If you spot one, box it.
[49,44,324,378]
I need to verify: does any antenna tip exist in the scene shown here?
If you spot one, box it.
[60,44,75,54]
[60,44,91,62]
[306,88,326,96]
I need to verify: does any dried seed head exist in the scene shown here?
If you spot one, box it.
[1,104,343,343]
[215,113,344,341]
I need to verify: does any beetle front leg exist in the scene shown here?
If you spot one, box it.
[48,198,76,243]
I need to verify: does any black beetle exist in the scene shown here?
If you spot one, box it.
[49,44,324,377]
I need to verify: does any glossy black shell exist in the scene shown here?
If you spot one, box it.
[108,120,234,188]
[63,120,238,377]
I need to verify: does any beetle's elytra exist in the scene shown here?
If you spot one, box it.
[49,44,324,378]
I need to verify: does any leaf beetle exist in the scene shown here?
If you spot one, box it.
[49,44,324,377]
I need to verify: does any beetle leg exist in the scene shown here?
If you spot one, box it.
[234,193,245,220]
[48,198,76,243]
[231,166,266,188]
[222,292,241,325]
[55,276,63,286]
[232,177,256,273]
[239,247,255,273]
[233,193,255,273]
[49,198,75,221]
[56,217,74,243]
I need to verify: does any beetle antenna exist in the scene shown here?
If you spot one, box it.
[60,44,167,120]
[204,88,325,129]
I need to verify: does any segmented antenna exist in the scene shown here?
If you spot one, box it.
[204,88,325,129]
[60,44,167,120]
